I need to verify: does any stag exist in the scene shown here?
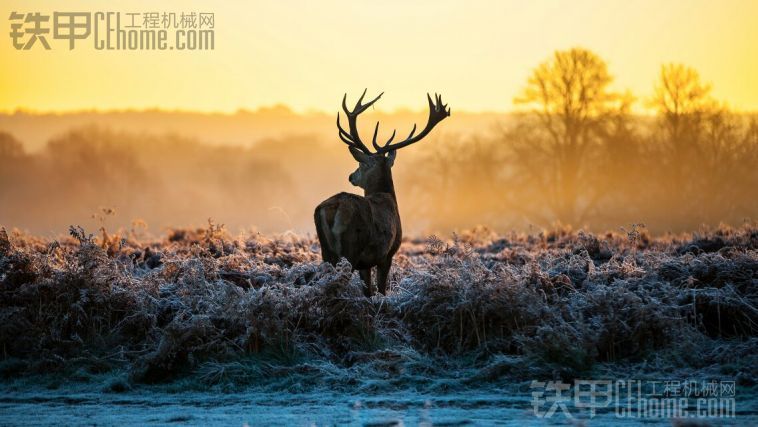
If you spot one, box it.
[314,90,450,296]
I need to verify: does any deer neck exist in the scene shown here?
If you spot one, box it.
[364,167,396,200]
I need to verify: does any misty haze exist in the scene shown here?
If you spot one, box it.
[2,55,756,238]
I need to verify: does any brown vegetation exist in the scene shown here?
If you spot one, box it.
[0,223,755,388]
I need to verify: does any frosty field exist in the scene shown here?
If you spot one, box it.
[0,223,756,425]
[3,387,756,426]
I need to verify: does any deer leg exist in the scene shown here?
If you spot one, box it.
[377,260,391,295]
[315,207,339,264]
[330,208,349,256]
[359,268,373,297]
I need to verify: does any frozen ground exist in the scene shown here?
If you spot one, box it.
[1,385,756,426]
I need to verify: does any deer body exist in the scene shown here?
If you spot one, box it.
[315,90,449,296]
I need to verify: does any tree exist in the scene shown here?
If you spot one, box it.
[512,47,632,225]
[0,132,23,159]
[0,132,27,217]
[646,63,758,229]
[649,63,717,142]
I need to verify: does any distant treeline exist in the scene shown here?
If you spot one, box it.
[0,129,326,234]
[1,48,756,235]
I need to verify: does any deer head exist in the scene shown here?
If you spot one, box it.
[337,90,450,193]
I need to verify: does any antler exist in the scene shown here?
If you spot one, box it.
[336,91,450,155]
[337,89,383,153]
[372,93,450,154]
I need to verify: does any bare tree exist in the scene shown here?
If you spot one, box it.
[645,63,758,229]
[649,63,716,142]
[511,48,632,225]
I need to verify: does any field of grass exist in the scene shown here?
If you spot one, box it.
[0,223,756,394]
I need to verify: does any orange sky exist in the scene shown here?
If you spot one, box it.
[1,0,757,113]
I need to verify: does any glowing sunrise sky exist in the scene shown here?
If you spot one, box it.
[1,0,757,113]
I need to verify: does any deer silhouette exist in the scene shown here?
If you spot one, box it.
[314,90,450,296]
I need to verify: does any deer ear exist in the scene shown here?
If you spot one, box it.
[349,147,370,163]
[386,149,397,166]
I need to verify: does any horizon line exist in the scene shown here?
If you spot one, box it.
[0,105,508,116]
[2,105,757,117]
